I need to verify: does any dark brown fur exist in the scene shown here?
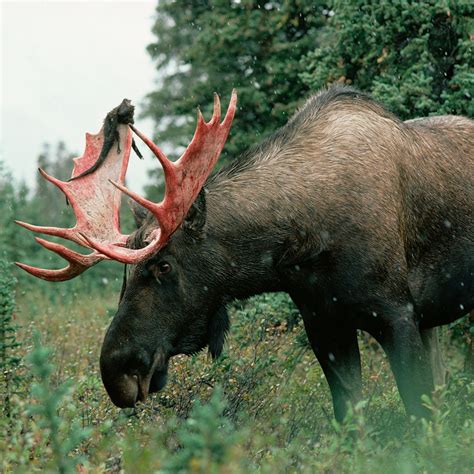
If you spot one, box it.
[100,86,473,421]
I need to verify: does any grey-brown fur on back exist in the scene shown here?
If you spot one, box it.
[210,86,400,182]
[207,85,473,277]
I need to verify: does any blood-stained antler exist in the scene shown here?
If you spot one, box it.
[82,89,237,264]
[15,91,237,279]
[15,109,133,281]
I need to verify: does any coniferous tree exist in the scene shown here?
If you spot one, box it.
[0,259,19,418]
[143,0,329,198]
[34,142,76,229]
[0,161,31,263]
[301,1,473,119]
[144,0,472,186]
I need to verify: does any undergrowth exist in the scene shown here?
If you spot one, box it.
[0,286,473,473]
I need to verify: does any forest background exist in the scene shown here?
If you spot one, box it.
[1,1,473,472]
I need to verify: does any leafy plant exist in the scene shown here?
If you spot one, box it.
[161,385,241,473]
[0,258,19,417]
[143,0,330,199]
[27,332,92,474]
[301,0,473,119]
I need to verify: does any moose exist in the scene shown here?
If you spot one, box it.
[16,87,473,422]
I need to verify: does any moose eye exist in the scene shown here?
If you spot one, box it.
[157,262,172,275]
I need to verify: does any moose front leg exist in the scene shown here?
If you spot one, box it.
[302,317,362,422]
[420,327,447,387]
[375,308,434,418]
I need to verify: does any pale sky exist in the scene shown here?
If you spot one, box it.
[1,0,159,193]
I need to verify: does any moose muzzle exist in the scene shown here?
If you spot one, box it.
[100,345,169,408]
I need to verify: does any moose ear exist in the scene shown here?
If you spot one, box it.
[129,199,148,228]
[208,306,230,360]
[183,188,207,237]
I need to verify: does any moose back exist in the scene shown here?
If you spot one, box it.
[17,87,473,421]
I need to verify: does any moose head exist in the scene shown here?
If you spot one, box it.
[16,92,237,407]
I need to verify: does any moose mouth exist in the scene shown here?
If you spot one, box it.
[148,368,169,394]
[104,351,169,408]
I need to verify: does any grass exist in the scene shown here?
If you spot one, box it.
[1,285,473,473]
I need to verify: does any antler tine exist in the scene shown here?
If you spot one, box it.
[128,124,175,175]
[15,237,103,282]
[176,89,236,171]
[108,179,164,221]
[222,89,237,128]
[38,167,68,194]
[34,237,102,264]
[128,124,178,194]
[79,230,166,265]
[15,220,80,243]
[211,93,221,124]
[15,261,93,282]
[19,168,90,245]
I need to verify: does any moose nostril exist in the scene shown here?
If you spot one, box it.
[100,344,168,407]
[108,373,140,408]
[100,344,154,408]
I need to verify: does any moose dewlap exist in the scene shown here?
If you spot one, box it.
[16,87,473,422]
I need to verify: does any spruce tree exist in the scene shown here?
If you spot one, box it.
[301,1,473,119]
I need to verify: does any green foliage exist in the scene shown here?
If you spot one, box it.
[2,289,474,472]
[34,142,76,225]
[0,259,19,370]
[232,292,300,334]
[143,0,330,198]
[26,332,92,474]
[161,386,240,473]
[0,259,19,417]
[0,160,29,263]
[450,313,474,373]
[144,1,472,200]
[301,0,474,119]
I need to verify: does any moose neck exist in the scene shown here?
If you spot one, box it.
[205,142,317,301]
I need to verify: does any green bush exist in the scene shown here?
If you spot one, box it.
[144,0,472,203]
[160,386,241,473]
[143,0,330,198]
[301,0,473,119]
[26,333,92,474]
[0,258,19,417]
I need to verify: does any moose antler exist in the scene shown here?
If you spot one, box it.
[82,89,237,264]
[15,91,237,279]
[15,120,133,281]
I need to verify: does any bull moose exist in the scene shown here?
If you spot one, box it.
[16,86,473,422]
